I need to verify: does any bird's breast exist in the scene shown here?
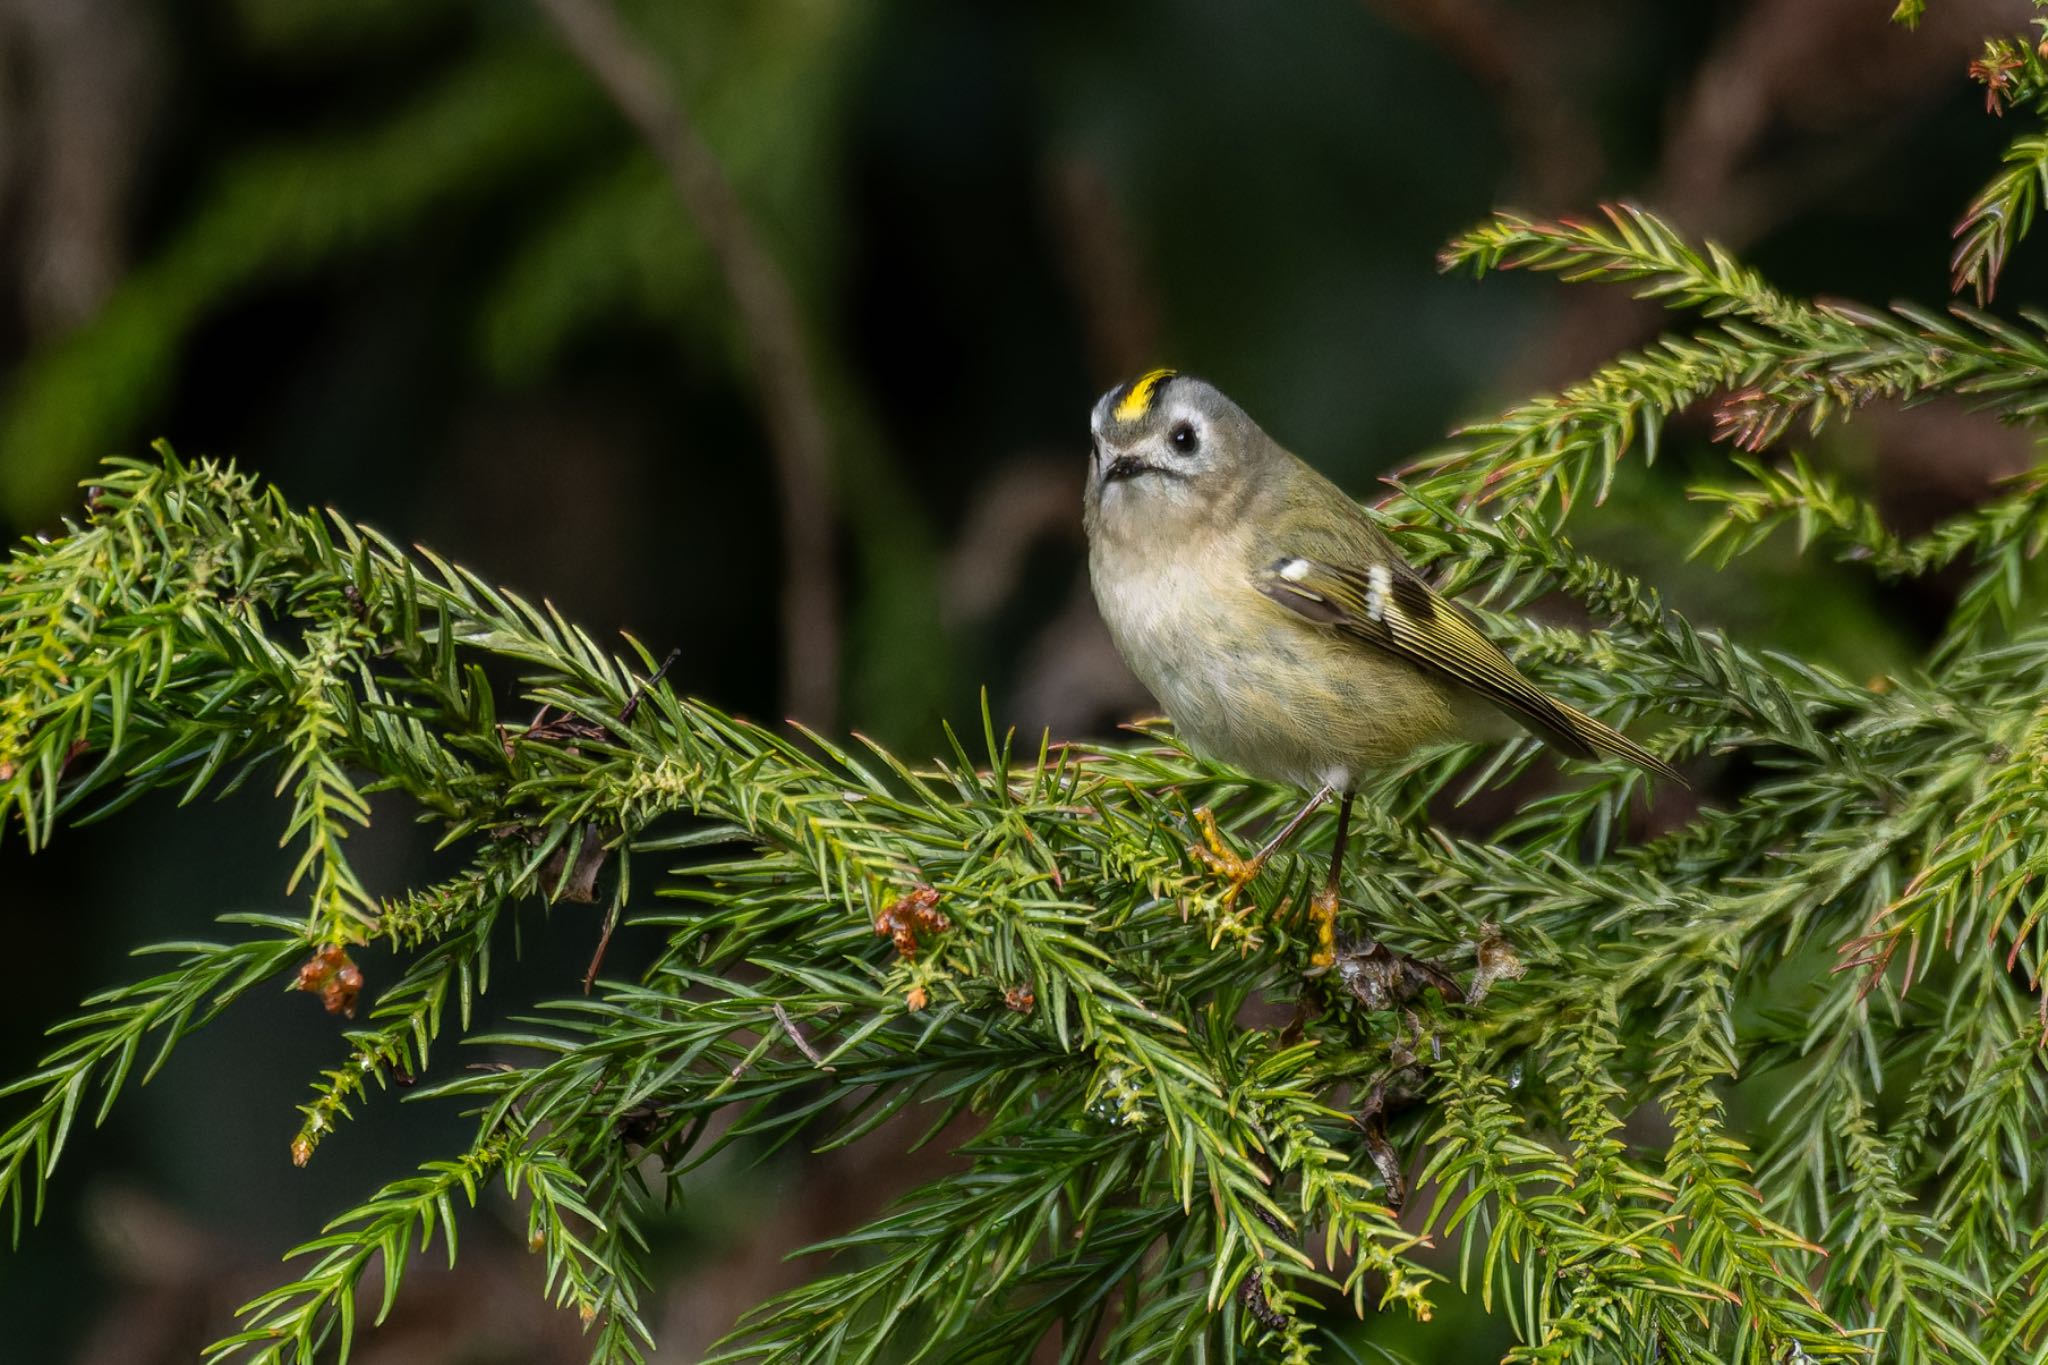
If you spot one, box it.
[1088,533,1466,786]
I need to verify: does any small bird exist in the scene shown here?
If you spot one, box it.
[1082,369,1680,969]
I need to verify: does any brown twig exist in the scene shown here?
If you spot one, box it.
[533,0,840,728]
[772,1003,836,1071]
[544,650,679,994]
[618,645,681,725]
[582,902,620,995]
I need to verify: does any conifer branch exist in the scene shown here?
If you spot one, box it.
[14,104,2048,1360]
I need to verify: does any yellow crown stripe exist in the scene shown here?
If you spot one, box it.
[1112,368,1179,422]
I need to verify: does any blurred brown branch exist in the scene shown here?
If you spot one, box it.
[1362,0,1604,208]
[1505,0,2029,388]
[533,0,840,727]
[0,0,160,339]
[938,453,1148,739]
[1044,154,1161,385]
[1650,0,2026,246]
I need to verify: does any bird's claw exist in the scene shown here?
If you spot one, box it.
[1188,807,1271,953]
[1303,883,1340,976]
[1189,808,1345,971]
[1188,807,1264,905]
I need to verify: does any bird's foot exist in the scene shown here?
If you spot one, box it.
[1302,883,1340,976]
[1189,807,1265,903]
[1188,807,1268,948]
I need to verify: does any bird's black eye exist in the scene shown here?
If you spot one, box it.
[1169,421,1198,454]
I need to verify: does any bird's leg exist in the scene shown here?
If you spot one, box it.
[1302,790,1354,975]
[1189,784,1333,920]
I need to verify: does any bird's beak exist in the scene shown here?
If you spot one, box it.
[1103,453,1149,484]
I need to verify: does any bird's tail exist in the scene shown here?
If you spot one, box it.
[1538,700,1688,787]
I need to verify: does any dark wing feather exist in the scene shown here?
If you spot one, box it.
[1255,556,1593,754]
[1254,553,1685,783]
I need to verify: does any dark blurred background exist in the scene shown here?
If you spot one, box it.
[1,0,2040,1358]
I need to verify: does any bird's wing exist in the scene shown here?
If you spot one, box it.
[1251,549,1598,757]
[1247,516,1686,783]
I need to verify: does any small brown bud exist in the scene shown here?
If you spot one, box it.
[324,963,363,1018]
[875,885,948,960]
[295,945,364,1017]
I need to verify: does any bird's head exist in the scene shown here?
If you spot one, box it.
[1084,370,1272,539]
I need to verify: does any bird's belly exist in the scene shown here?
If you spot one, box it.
[1093,555,1463,788]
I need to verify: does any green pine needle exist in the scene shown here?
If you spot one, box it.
[13,128,2048,1365]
